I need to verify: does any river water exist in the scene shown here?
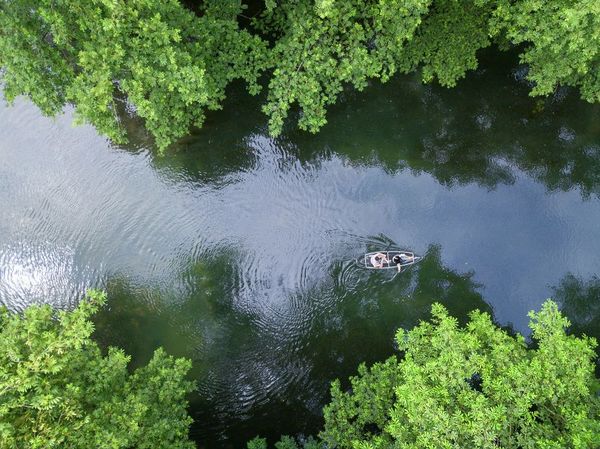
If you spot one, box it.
[1,52,600,447]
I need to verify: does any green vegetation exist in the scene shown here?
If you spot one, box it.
[321,300,600,448]
[0,290,195,449]
[1,1,599,149]
[251,300,600,449]
[1,289,599,448]
[248,435,322,449]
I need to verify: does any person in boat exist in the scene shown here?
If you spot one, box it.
[392,253,414,272]
[370,252,388,268]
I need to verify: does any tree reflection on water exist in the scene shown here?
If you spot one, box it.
[139,50,600,199]
[552,274,600,357]
[93,244,494,448]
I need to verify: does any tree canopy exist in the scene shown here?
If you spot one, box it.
[0,290,195,449]
[1,1,599,149]
[320,300,600,449]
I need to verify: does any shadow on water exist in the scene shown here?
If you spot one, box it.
[552,274,600,346]
[287,49,600,197]
[550,273,600,376]
[112,80,265,185]
[93,244,491,448]
[141,49,600,198]
[93,254,243,368]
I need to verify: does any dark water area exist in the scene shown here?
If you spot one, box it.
[1,50,600,447]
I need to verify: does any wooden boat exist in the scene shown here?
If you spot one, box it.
[363,251,421,269]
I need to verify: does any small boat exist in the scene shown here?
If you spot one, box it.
[363,251,421,269]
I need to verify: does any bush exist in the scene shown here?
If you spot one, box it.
[322,300,600,449]
[0,290,195,449]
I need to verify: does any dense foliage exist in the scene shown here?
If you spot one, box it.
[0,290,195,449]
[1,1,599,149]
[320,300,600,449]
[0,0,267,149]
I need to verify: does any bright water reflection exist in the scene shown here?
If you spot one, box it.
[1,51,600,447]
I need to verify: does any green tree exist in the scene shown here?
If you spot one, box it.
[258,0,600,136]
[0,0,268,150]
[1,1,599,147]
[487,0,600,103]
[321,300,600,449]
[0,290,195,449]
[247,435,322,449]
[258,0,431,135]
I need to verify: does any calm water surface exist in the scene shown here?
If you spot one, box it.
[1,52,600,447]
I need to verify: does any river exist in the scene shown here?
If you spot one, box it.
[1,51,599,447]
